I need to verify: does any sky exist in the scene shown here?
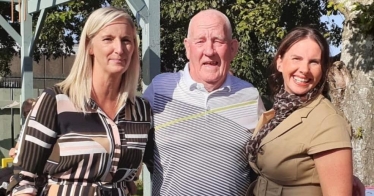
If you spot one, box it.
[320,14,345,56]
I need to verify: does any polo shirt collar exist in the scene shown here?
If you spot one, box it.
[182,63,232,92]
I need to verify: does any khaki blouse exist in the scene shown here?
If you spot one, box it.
[248,95,352,196]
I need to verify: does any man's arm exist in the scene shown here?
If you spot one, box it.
[257,95,266,117]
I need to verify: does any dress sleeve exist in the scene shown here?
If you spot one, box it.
[308,113,352,155]
[7,89,59,195]
[142,108,155,174]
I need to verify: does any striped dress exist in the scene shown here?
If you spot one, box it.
[8,86,154,196]
[143,64,265,196]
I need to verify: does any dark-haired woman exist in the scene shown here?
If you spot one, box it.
[246,26,352,196]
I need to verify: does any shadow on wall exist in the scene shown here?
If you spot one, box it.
[0,138,14,159]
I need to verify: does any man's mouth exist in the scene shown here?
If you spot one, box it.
[203,61,218,65]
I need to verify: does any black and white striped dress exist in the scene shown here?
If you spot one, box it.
[8,86,154,196]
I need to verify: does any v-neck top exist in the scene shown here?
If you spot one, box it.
[249,95,352,196]
[8,86,154,196]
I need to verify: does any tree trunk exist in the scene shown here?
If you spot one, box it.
[330,0,374,186]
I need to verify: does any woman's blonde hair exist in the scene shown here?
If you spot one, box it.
[57,7,140,113]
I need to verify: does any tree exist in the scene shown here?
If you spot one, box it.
[328,0,374,186]
[0,4,18,76]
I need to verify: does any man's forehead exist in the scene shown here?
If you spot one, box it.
[190,23,227,37]
[191,31,226,40]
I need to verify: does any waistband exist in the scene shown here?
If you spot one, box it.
[46,179,129,196]
[247,176,322,196]
[49,177,127,188]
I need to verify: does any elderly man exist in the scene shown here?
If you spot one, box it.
[143,9,265,195]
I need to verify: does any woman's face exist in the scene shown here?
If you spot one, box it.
[90,18,135,77]
[277,38,322,95]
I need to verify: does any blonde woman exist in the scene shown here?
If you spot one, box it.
[7,7,154,196]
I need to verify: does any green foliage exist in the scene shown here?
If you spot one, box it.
[34,0,109,62]
[352,2,374,36]
[0,47,12,76]
[326,1,345,16]
[0,3,18,77]
[135,180,144,196]
[354,126,364,140]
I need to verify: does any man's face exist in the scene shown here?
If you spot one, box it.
[184,12,238,91]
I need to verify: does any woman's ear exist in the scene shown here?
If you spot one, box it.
[276,55,283,72]
[89,45,93,55]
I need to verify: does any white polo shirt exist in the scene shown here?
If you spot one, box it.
[143,64,265,196]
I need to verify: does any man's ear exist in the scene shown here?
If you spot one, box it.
[230,39,239,59]
[184,38,190,60]
[276,55,283,72]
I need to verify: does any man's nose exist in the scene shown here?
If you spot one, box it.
[203,42,215,56]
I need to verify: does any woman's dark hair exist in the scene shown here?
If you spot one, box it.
[268,26,331,97]
[21,98,36,118]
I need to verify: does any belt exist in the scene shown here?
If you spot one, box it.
[246,176,283,196]
[49,178,129,196]
[246,176,323,196]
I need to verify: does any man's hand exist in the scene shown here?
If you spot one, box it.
[352,175,365,196]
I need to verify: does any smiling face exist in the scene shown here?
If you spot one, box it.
[184,10,238,91]
[277,38,322,95]
[90,18,135,78]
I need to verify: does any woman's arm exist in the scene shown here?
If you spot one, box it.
[314,148,353,196]
[7,90,58,195]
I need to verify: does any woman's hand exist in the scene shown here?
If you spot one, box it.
[8,147,17,158]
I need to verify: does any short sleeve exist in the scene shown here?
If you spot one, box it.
[308,114,352,155]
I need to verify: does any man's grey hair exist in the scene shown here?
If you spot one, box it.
[187,9,233,39]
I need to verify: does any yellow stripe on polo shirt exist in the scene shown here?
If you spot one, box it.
[155,100,257,131]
